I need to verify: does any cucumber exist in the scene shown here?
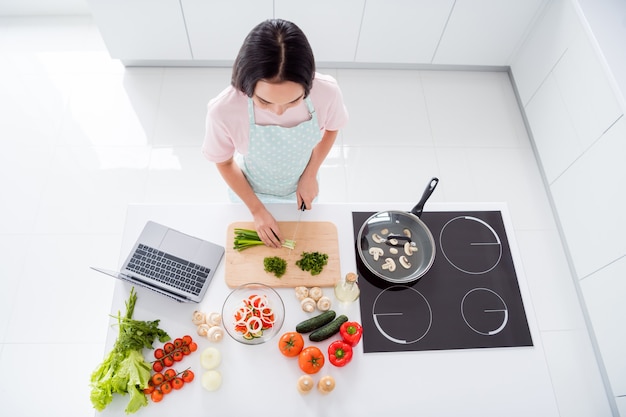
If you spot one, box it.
[309,315,349,342]
[296,310,336,333]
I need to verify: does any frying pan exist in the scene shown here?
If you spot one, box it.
[357,177,439,284]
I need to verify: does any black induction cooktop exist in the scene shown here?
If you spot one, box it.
[352,211,533,353]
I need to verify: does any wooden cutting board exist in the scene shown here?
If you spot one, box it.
[225,221,340,288]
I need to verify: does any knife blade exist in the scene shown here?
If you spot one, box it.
[290,202,306,250]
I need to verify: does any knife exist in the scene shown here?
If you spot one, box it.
[290,202,306,251]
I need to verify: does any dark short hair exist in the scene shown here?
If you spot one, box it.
[232,19,315,98]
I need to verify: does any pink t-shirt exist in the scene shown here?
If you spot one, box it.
[202,72,348,163]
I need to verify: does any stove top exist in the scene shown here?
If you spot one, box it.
[352,211,533,353]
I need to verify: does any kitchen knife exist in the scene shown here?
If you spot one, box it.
[290,202,306,250]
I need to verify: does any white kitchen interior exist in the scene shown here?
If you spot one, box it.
[0,0,624,416]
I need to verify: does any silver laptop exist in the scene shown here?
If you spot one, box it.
[92,220,224,303]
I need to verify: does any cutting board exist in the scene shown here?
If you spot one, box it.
[225,221,340,288]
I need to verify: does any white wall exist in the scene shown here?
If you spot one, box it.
[511,0,626,414]
[0,0,89,15]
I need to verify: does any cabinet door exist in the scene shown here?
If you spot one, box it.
[356,0,454,64]
[88,0,191,61]
[182,0,273,61]
[275,0,364,63]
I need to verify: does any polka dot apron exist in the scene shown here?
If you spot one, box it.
[240,97,321,202]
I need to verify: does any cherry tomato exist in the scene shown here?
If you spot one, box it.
[163,356,174,367]
[188,342,198,352]
[164,368,177,381]
[298,346,325,374]
[181,369,195,383]
[173,351,184,362]
[142,384,155,394]
[163,342,175,354]
[154,348,165,359]
[181,345,191,355]
[150,389,163,403]
[151,373,165,386]
[152,360,164,373]
[182,335,193,345]
[160,381,173,395]
[278,332,304,357]
[171,377,184,390]
[173,338,184,349]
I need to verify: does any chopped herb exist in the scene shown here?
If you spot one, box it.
[264,256,288,278]
[296,251,329,276]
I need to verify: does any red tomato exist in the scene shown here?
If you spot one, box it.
[188,342,198,352]
[173,338,184,349]
[278,332,304,357]
[171,377,184,390]
[298,346,325,374]
[154,348,165,359]
[160,381,172,395]
[172,351,184,362]
[142,384,155,394]
[150,389,163,403]
[182,335,193,345]
[163,342,175,354]
[164,369,177,381]
[152,360,164,373]
[181,345,191,355]
[151,373,165,386]
[181,369,195,383]
[163,356,174,367]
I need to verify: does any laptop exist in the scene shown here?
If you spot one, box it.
[92,220,225,303]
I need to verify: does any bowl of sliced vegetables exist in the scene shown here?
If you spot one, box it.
[222,283,285,345]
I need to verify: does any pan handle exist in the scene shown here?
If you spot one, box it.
[410,177,439,218]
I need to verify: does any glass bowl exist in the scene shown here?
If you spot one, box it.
[221,283,285,345]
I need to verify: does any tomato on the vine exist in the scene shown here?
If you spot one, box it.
[160,381,173,395]
[173,338,184,349]
[173,351,184,362]
[188,342,198,352]
[154,348,165,359]
[152,360,164,373]
[151,373,165,386]
[142,384,155,395]
[163,356,174,367]
[150,389,164,403]
[171,377,184,390]
[163,342,175,354]
[164,369,177,381]
[181,369,195,383]
[182,335,193,345]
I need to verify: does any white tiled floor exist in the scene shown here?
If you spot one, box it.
[0,17,615,416]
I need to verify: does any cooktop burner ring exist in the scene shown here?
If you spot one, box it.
[439,216,503,275]
[372,285,432,345]
[461,287,509,336]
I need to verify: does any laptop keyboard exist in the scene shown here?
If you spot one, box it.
[126,244,210,296]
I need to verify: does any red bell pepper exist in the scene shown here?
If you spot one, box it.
[328,340,353,367]
[339,321,363,346]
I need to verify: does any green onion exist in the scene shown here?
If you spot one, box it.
[233,228,296,251]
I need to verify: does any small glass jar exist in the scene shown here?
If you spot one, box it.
[334,272,360,302]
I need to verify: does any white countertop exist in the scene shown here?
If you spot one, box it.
[98,202,559,417]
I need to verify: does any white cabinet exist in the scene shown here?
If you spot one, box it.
[88,0,191,62]
[356,0,454,64]
[182,0,272,61]
[274,0,364,63]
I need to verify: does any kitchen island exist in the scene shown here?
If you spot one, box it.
[97,202,559,417]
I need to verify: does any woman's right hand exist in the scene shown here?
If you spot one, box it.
[252,207,283,248]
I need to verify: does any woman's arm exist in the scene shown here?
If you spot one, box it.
[297,129,339,208]
[215,158,283,248]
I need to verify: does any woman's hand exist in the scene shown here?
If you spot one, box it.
[296,173,319,210]
[252,206,283,248]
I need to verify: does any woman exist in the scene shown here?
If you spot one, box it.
[202,19,349,248]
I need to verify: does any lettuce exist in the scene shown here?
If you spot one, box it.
[90,288,170,414]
